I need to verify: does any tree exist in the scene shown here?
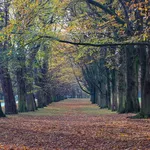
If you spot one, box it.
[0,0,17,114]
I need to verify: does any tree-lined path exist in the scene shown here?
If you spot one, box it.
[0,99,150,150]
[0,0,150,149]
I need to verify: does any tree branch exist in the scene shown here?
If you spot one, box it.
[39,35,150,47]
[86,0,125,25]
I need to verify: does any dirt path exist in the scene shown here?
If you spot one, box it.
[0,99,150,150]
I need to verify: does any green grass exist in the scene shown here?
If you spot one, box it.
[79,105,116,115]
[19,106,67,116]
[7,99,116,117]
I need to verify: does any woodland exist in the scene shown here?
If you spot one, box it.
[0,0,150,149]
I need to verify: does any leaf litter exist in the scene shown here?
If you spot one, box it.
[0,99,150,150]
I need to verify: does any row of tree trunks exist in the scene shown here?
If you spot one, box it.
[84,46,141,114]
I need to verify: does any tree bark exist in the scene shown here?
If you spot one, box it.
[111,69,117,111]
[91,86,96,104]
[36,90,47,108]
[0,102,5,117]
[16,57,27,112]
[0,67,17,114]
[106,68,111,109]
[125,46,140,112]
[141,47,150,116]
[118,49,126,113]
[26,67,36,111]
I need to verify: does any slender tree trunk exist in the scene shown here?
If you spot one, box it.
[139,46,146,114]
[95,87,99,105]
[111,69,117,111]
[106,68,111,109]
[91,86,96,104]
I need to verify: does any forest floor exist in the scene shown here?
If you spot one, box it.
[0,99,150,150]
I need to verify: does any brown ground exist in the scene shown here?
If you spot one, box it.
[0,99,150,150]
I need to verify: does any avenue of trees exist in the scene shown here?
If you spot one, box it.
[0,0,149,117]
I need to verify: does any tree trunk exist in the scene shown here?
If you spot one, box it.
[91,86,96,104]
[0,1,17,115]
[111,69,117,111]
[125,46,140,112]
[16,61,27,112]
[26,82,36,111]
[139,46,146,113]
[0,102,5,117]
[26,67,36,111]
[36,90,47,108]
[0,67,17,114]
[118,49,126,113]
[141,47,150,116]
[106,68,111,109]
[95,87,99,105]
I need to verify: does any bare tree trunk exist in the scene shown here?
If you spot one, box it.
[111,69,117,111]
[0,67,17,114]
[36,90,47,108]
[16,67,27,112]
[16,56,27,112]
[118,49,126,113]
[106,68,111,109]
[141,47,150,116]
[125,46,140,112]
[26,67,36,111]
